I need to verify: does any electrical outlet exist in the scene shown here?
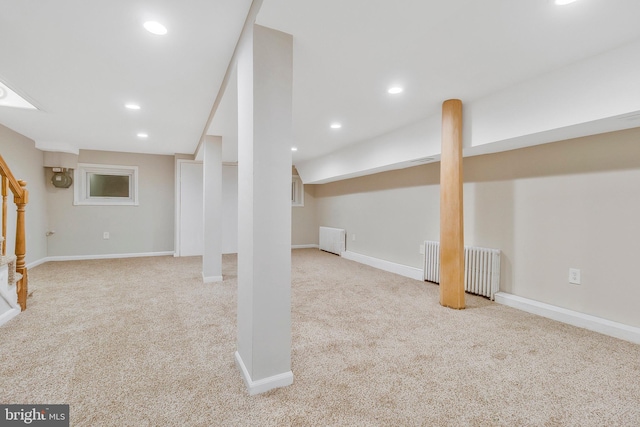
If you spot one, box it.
[352,234,356,241]
[103,231,110,240]
[569,268,581,285]
[419,244,425,255]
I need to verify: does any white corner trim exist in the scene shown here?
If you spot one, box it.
[40,251,175,263]
[341,250,424,281]
[0,307,20,327]
[495,292,640,344]
[234,351,294,396]
[292,244,319,249]
[202,274,223,283]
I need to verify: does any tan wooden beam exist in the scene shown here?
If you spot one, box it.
[439,99,465,309]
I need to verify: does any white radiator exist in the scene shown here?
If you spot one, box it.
[423,240,501,300]
[319,227,346,256]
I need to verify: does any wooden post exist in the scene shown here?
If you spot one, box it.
[439,99,465,309]
[15,180,28,311]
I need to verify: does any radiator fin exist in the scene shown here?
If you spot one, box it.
[423,240,500,300]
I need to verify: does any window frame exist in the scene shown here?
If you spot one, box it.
[73,163,139,206]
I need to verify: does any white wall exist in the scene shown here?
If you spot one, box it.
[46,150,174,257]
[316,165,436,268]
[177,160,204,256]
[222,165,238,254]
[176,160,238,256]
[1,128,239,262]
[0,124,48,265]
[291,168,318,246]
[314,127,640,328]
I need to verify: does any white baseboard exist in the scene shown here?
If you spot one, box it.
[495,292,640,344]
[202,274,223,283]
[37,251,175,263]
[292,244,319,249]
[26,258,49,269]
[234,351,294,396]
[0,307,20,327]
[341,251,424,281]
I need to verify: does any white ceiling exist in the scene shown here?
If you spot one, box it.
[2,1,640,168]
[0,0,252,155]
[255,0,640,164]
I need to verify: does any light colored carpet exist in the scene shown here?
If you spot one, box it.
[1,249,639,426]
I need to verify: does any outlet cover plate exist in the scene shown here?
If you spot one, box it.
[569,268,581,285]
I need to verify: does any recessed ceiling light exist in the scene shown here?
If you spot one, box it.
[330,123,342,129]
[144,21,167,35]
[388,86,403,94]
[125,103,141,110]
[137,133,148,138]
[291,147,298,152]
[555,0,578,5]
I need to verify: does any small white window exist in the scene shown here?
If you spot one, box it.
[74,163,139,206]
[292,175,304,207]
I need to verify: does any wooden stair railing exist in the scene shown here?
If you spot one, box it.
[0,154,29,311]
[2,175,6,257]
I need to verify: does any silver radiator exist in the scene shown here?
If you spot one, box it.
[423,240,501,300]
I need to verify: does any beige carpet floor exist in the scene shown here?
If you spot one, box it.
[1,249,639,426]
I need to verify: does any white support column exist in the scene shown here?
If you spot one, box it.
[202,135,223,283]
[235,24,293,395]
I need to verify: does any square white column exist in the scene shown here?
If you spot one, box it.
[202,135,223,283]
[235,24,294,395]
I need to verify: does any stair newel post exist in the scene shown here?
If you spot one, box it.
[14,180,28,311]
